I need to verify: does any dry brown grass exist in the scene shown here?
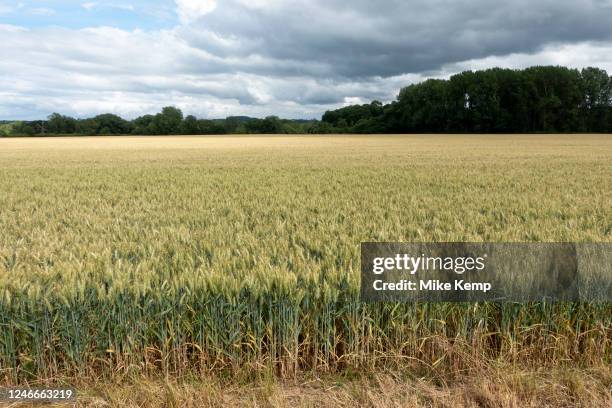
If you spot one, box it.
[9,365,610,407]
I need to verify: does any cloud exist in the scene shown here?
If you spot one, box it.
[82,3,135,12]
[29,7,56,16]
[114,4,135,11]
[175,0,216,24]
[0,2,56,16]
[1,1,612,120]
[180,0,612,79]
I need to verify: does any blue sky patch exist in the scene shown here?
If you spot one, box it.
[0,0,177,30]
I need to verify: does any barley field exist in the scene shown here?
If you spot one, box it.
[0,135,610,385]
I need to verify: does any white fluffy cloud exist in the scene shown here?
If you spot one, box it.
[175,0,216,24]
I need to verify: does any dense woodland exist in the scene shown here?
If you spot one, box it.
[2,66,612,136]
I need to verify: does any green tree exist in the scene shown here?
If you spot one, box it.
[580,68,612,132]
[224,116,242,133]
[131,115,154,135]
[93,114,132,135]
[76,118,100,135]
[11,121,35,136]
[245,116,283,134]
[581,68,611,109]
[149,106,183,135]
[197,119,225,134]
[47,113,77,134]
[181,115,199,135]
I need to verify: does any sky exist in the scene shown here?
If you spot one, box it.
[1,0,612,120]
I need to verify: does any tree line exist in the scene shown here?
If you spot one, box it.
[3,109,315,136]
[318,66,612,133]
[2,66,611,136]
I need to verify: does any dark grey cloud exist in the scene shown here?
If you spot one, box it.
[183,0,612,78]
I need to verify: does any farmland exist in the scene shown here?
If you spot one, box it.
[0,135,611,404]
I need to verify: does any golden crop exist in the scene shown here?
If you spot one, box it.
[0,134,610,382]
